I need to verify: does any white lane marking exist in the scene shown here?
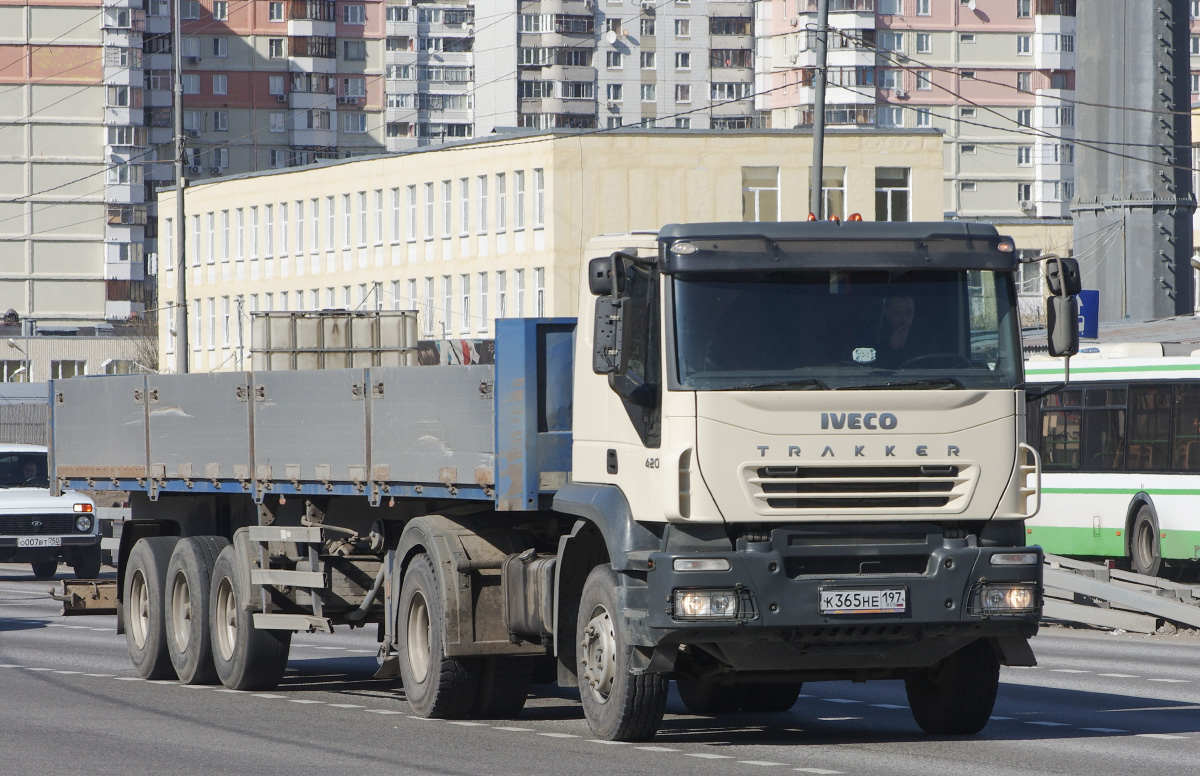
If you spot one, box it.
[588,740,631,746]
[366,709,405,715]
[686,753,731,760]
[327,703,364,709]
[739,761,786,767]
[289,699,324,704]
[796,693,814,698]
[872,704,907,710]
[818,718,860,722]
[989,716,1014,721]
[1147,679,1190,683]
[492,727,533,732]
[1137,734,1190,740]
[538,733,579,739]
[349,649,376,654]
[1081,728,1129,734]
[794,769,843,775]
[44,623,67,628]
[822,698,861,704]
[148,680,174,685]
[636,746,679,752]
[213,689,244,694]
[23,667,54,672]
[447,721,488,726]
[53,670,82,675]
[115,677,144,681]
[1049,669,1090,674]
[1098,673,1138,678]
[181,685,209,690]
[253,693,285,699]
[63,625,90,630]
[1023,721,1070,727]
[0,664,24,668]
[83,673,113,678]
[408,716,442,721]
[89,628,110,632]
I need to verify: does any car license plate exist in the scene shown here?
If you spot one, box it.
[819,587,906,615]
[17,537,61,548]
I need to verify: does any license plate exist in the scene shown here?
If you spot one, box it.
[17,537,61,548]
[819,587,906,615]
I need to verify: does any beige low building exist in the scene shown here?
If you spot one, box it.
[157,128,949,372]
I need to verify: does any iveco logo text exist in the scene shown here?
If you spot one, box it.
[821,412,898,430]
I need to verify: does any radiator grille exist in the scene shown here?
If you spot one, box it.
[0,515,76,536]
[745,464,975,513]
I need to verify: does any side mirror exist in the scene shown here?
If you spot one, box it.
[588,252,633,296]
[592,296,628,374]
[1044,256,1080,358]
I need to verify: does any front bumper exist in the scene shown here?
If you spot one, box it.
[635,525,1041,673]
[0,535,100,562]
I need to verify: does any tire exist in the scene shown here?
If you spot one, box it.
[577,564,668,741]
[740,682,803,713]
[397,553,480,718]
[30,559,57,580]
[209,544,291,691]
[472,656,533,719]
[676,677,748,715]
[1131,505,1162,578]
[123,536,180,680]
[72,545,102,580]
[165,536,229,685]
[905,639,999,735]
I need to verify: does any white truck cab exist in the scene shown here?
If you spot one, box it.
[0,444,98,579]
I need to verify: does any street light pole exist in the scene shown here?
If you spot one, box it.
[808,0,830,219]
[173,0,189,373]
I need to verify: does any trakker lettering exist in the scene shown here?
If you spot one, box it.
[757,445,962,458]
[821,412,898,430]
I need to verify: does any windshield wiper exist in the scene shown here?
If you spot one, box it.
[725,378,829,391]
[843,377,966,390]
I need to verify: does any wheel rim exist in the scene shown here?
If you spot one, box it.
[214,575,237,662]
[579,604,617,704]
[406,590,431,684]
[129,568,150,650]
[170,570,192,652]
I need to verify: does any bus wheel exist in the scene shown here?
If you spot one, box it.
[906,639,999,735]
[577,564,668,741]
[1131,506,1162,578]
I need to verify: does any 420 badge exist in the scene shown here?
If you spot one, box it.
[819,587,906,615]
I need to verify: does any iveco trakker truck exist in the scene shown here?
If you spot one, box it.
[49,222,1080,742]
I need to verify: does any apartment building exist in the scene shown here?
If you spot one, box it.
[156,128,943,371]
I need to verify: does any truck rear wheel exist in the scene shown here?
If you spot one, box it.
[72,545,102,580]
[30,559,57,580]
[905,639,999,735]
[124,536,180,680]
[209,544,291,690]
[577,564,667,741]
[676,677,748,715]
[397,553,480,718]
[472,657,533,719]
[166,536,229,684]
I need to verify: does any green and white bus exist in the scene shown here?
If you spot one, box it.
[1025,344,1200,579]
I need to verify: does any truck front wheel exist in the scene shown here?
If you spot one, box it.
[397,553,480,718]
[209,545,290,690]
[166,536,229,684]
[124,536,180,680]
[905,639,999,735]
[577,565,667,741]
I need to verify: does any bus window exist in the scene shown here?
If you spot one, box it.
[1127,385,1171,471]
[1082,408,1125,471]
[1040,407,1081,470]
[1172,383,1200,471]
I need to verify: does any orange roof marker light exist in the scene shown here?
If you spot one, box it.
[848,213,863,221]
[830,215,841,223]
[807,212,818,221]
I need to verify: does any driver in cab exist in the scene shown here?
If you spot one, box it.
[871,294,920,368]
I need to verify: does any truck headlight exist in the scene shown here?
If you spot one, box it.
[75,515,93,533]
[672,589,758,621]
[970,583,1038,615]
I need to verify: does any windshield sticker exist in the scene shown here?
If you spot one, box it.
[852,347,877,364]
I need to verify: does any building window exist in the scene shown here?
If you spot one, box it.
[212,0,227,20]
[1017,0,1031,18]
[641,84,656,102]
[213,37,228,58]
[675,84,691,103]
[1017,182,1033,203]
[180,0,200,19]
[741,166,779,222]
[182,74,199,94]
[296,200,305,253]
[496,173,506,232]
[269,111,286,133]
[311,197,320,251]
[533,169,544,229]
[606,51,622,69]
[497,270,507,319]
[440,182,452,238]
[269,2,284,21]
[1017,35,1032,56]
[878,106,903,127]
[1016,108,1031,127]
[515,269,526,317]
[344,40,367,61]
[916,70,932,90]
[343,4,365,24]
[264,205,274,256]
[917,0,931,15]
[373,190,383,245]
[477,175,489,233]
[915,107,932,127]
[268,38,284,58]
[878,0,901,14]
[424,183,434,240]
[206,298,216,349]
[675,117,691,129]
[675,18,690,38]
[356,192,367,246]
[343,113,367,133]
[406,185,417,242]
[1017,145,1033,166]
[960,181,977,193]
[641,51,655,69]
[342,193,351,247]
[52,360,87,379]
[390,188,400,243]
[534,268,545,317]
[876,167,911,222]
[268,75,285,95]
[460,274,471,333]
[213,74,228,95]
[1056,107,1075,127]
[960,33,975,43]
[916,33,931,54]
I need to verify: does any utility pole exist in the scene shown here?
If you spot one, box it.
[173,0,189,372]
[808,0,830,219]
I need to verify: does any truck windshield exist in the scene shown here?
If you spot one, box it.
[0,453,48,488]
[672,268,1022,391]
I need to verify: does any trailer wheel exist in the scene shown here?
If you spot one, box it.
[397,553,480,718]
[740,683,803,713]
[676,677,748,715]
[72,545,102,580]
[30,559,57,580]
[209,545,291,691]
[905,639,999,735]
[124,536,180,680]
[577,564,668,741]
[471,657,533,719]
[165,536,229,684]
[1131,506,1162,577]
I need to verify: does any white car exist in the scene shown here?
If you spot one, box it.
[0,444,99,579]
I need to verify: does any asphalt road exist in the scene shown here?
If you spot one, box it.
[2,563,1198,776]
